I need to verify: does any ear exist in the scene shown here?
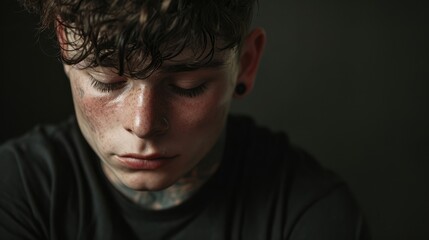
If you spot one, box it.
[234,27,267,98]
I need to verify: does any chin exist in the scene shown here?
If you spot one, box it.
[121,171,179,191]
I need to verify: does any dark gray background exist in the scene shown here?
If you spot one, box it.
[1,0,428,239]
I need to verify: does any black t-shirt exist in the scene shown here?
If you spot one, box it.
[0,115,370,239]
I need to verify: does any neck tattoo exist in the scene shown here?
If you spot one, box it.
[103,132,225,210]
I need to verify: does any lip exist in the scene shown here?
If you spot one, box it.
[115,153,178,170]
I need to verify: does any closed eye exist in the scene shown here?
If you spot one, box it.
[89,76,126,93]
[169,83,207,98]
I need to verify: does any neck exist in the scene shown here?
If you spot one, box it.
[105,132,225,210]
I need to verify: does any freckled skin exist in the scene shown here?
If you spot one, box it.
[64,50,239,192]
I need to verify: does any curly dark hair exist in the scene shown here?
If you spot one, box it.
[19,0,257,78]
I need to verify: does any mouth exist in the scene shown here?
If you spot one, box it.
[115,153,178,170]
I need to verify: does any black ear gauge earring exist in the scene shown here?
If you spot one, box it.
[235,83,247,95]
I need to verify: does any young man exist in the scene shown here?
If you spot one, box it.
[0,0,370,239]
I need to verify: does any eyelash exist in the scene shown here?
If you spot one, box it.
[169,83,208,98]
[89,76,126,93]
[89,75,208,97]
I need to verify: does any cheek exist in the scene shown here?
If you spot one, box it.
[176,82,232,136]
[79,98,109,132]
[71,81,117,135]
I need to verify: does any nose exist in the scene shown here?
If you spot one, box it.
[123,85,169,139]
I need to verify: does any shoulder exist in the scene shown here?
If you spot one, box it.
[0,117,80,178]
[0,117,88,202]
[0,117,83,239]
[226,114,345,203]
[225,115,370,239]
[225,115,335,185]
[284,147,369,239]
[226,114,350,193]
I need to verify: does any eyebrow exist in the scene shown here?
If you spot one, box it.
[159,60,225,73]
